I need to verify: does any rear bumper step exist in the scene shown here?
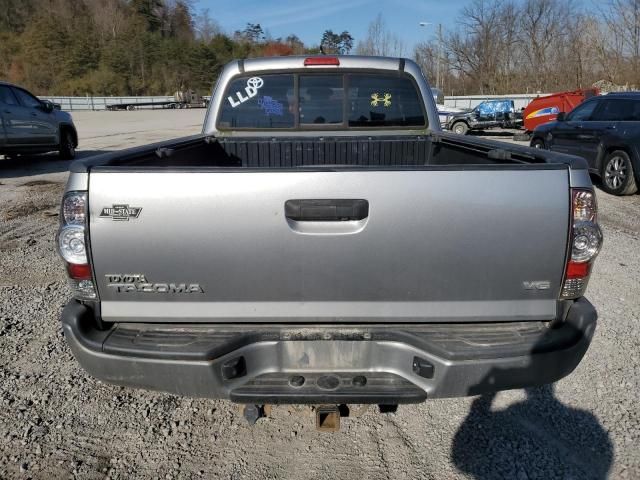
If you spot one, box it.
[230,372,427,404]
[61,298,597,401]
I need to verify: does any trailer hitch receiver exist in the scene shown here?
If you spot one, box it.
[316,405,340,432]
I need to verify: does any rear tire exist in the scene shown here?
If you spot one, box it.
[452,122,468,135]
[600,150,637,196]
[531,138,545,149]
[59,129,76,160]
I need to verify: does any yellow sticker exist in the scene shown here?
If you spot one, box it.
[371,92,392,107]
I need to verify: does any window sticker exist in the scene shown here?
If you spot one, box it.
[370,92,392,107]
[228,77,264,108]
[258,96,284,116]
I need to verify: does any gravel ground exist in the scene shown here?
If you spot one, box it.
[0,111,639,479]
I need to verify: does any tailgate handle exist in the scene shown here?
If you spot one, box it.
[285,199,369,221]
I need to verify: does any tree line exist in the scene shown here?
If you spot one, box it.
[0,0,353,96]
[414,0,640,95]
[1,0,639,97]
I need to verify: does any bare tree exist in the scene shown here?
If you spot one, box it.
[444,0,516,94]
[194,8,219,42]
[414,41,439,87]
[518,0,569,91]
[84,1,131,41]
[355,13,404,57]
[606,0,640,83]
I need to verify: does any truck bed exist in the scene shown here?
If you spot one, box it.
[74,132,560,172]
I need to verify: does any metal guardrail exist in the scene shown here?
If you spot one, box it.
[38,94,547,112]
[38,96,175,111]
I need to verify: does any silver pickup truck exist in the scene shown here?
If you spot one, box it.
[57,56,603,418]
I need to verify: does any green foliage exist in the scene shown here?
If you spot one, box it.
[130,0,164,32]
[64,68,128,96]
[321,30,354,54]
[0,1,350,96]
[0,0,38,33]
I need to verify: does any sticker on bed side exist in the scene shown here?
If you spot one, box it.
[258,96,284,116]
[371,92,392,107]
[228,77,264,108]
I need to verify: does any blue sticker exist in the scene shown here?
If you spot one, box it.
[258,96,284,116]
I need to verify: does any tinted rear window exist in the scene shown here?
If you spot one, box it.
[218,74,295,129]
[348,75,425,127]
[217,72,426,130]
[300,75,343,125]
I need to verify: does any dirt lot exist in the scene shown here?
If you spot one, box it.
[1,111,639,479]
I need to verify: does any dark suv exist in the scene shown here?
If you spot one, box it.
[531,92,640,196]
[0,81,78,160]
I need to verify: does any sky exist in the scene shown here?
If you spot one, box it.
[194,0,478,53]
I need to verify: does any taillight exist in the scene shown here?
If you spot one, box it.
[560,189,603,299]
[304,57,340,66]
[57,192,97,300]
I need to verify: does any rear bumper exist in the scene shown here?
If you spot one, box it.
[61,299,597,403]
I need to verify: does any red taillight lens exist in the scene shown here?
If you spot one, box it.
[565,261,590,279]
[304,57,340,66]
[67,263,92,280]
[560,189,602,299]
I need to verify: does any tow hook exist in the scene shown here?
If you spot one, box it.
[315,405,341,432]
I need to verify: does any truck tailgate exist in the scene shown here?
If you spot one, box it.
[88,167,569,323]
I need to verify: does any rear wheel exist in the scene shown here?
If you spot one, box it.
[600,150,637,196]
[59,129,76,160]
[452,122,468,135]
[531,138,545,149]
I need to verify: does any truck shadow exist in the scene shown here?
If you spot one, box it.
[0,150,111,179]
[451,339,613,479]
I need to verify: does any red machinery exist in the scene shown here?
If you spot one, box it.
[522,88,599,132]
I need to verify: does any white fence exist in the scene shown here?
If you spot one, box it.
[443,94,548,111]
[39,93,548,112]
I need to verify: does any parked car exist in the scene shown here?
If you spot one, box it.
[57,56,601,427]
[0,81,78,159]
[446,99,521,134]
[530,92,640,196]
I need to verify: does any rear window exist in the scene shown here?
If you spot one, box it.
[218,74,295,128]
[217,72,426,130]
[300,75,344,125]
[348,75,425,127]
